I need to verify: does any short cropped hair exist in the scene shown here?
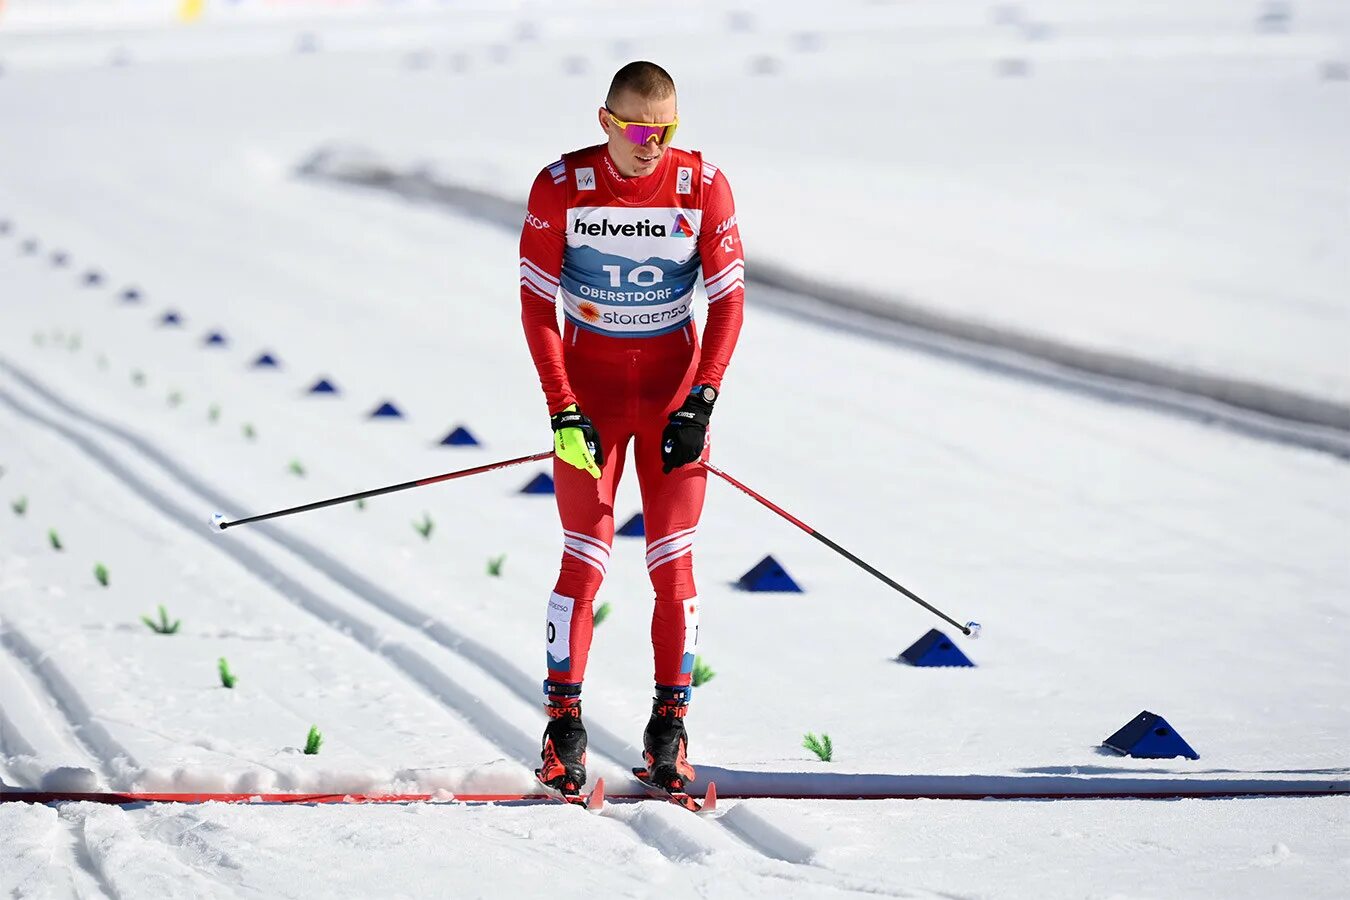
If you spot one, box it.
[606,61,676,107]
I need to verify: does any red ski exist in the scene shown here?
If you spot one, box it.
[537,776,605,812]
[632,768,717,814]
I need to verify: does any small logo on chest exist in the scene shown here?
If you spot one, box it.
[676,167,693,195]
[575,167,596,190]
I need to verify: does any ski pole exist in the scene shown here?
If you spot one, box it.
[211,450,553,532]
[701,460,980,638]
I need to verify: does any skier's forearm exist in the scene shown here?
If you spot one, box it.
[693,293,743,389]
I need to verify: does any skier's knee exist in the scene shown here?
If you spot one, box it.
[556,532,612,597]
[645,528,696,596]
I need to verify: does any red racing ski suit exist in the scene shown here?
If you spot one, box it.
[520,144,745,693]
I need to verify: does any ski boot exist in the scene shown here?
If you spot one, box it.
[536,684,587,798]
[639,685,696,792]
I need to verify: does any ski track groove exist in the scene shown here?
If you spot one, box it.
[0,356,842,868]
[603,801,927,898]
[61,805,125,900]
[709,803,944,898]
[0,619,132,789]
[715,802,819,865]
[0,689,39,760]
[0,639,96,792]
[64,802,243,900]
[0,361,823,869]
[0,796,90,898]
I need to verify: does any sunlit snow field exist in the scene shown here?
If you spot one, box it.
[1,1,1347,897]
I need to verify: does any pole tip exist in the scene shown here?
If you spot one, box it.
[964,621,982,639]
[209,512,227,533]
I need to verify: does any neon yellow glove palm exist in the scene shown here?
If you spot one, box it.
[550,404,603,479]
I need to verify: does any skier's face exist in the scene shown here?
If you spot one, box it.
[599,90,677,178]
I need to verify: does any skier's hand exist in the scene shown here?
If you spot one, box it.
[552,404,603,479]
[661,385,716,474]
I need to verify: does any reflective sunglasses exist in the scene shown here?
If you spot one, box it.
[604,107,679,146]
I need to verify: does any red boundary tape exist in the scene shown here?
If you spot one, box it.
[1,786,1344,805]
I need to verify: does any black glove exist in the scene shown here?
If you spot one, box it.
[661,385,716,474]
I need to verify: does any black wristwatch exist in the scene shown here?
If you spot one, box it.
[692,385,717,405]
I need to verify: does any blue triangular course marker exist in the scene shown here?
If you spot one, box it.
[308,378,339,395]
[120,287,141,302]
[252,352,280,368]
[368,401,403,419]
[1102,711,1199,760]
[83,270,103,286]
[159,310,182,326]
[520,472,555,494]
[617,512,645,538]
[51,252,69,267]
[735,555,803,592]
[439,426,480,446]
[899,628,975,667]
[203,331,228,347]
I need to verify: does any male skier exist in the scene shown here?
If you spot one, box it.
[519,61,745,798]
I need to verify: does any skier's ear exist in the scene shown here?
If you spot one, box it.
[597,106,610,135]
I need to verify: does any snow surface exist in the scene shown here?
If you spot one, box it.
[1,3,1348,897]
[1,797,1345,899]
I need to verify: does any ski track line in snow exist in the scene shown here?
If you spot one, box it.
[0,803,89,898]
[0,619,133,790]
[0,645,54,790]
[3,799,198,900]
[0,377,548,777]
[0,631,111,793]
[294,150,1350,459]
[0,687,39,759]
[602,801,932,900]
[1,802,127,900]
[0,355,834,869]
[714,803,820,866]
[61,805,127,900]
[62,801,241,900]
